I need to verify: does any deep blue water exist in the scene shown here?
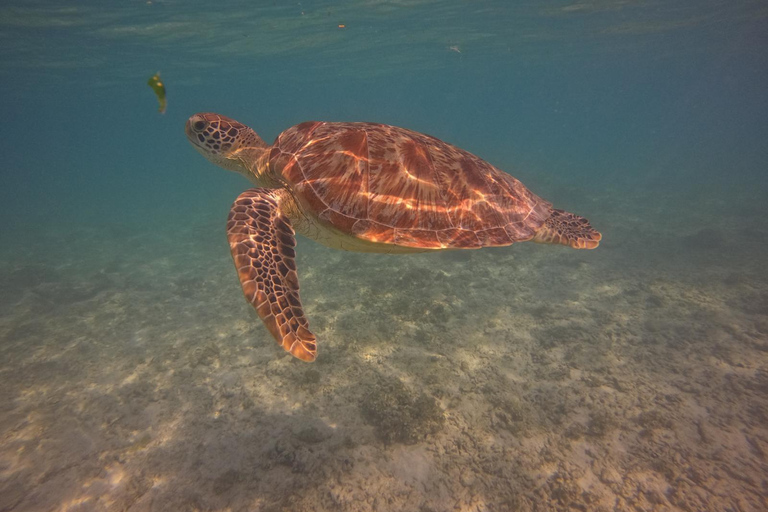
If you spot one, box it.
[2,1,766,232]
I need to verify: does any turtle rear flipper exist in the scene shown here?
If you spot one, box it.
[533,209,602,249]
[227,189,317,361]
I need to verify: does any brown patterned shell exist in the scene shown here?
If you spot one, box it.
[268,122,552,249]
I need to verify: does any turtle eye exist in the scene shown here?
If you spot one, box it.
[193,120,207,132]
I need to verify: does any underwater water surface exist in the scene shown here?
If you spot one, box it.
[1,1,767,511]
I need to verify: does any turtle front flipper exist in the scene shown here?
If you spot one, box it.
[532,209,602,249]
[227,189,317,361]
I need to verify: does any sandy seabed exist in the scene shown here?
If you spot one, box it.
[1,186,766,512]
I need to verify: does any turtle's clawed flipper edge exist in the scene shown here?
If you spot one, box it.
[227,188,317,361]
[532,208,602,249]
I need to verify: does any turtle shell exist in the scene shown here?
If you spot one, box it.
[268,122,552,249]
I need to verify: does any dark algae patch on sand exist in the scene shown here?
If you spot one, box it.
[360,375,444,444]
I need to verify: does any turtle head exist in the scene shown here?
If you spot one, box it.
[186,113,269,178]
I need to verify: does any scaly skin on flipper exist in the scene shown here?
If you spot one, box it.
[532,209,602,249]
[227,188,317,361]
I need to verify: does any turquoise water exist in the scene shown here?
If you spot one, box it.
[1,2,767,511]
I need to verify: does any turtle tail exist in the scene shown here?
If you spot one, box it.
[532,209,601,249]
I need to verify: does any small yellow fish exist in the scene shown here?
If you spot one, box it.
[147,72,167,114]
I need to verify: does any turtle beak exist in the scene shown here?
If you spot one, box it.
[184,118,193,139]
[185,114,209,147]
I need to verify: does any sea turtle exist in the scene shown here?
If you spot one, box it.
[185,113,601,362]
